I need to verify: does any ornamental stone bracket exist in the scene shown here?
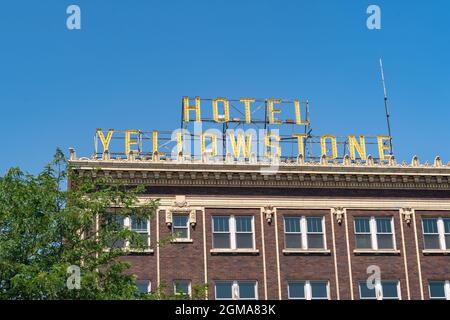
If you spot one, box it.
[165,195,198,227]
[400,207,413,225]
[331,207,345,225]
[263,205,276,224]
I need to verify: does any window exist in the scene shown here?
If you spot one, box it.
[172,215,189,240]
[212,216,254,250]
[130,216,150,248]
[174,280,191,297]
[429,281,450,300]
[108,214,126,248]
[107,214,150,250]
[214,281,257,300]
[287,281,329,300]
[136,280,151,294]
[284,217,301,249]
[354,216,395,250]
[422,218,450,250]
[283,216,326,250]
[359,280,400,300]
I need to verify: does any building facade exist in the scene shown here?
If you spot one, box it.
[69,150,450,300]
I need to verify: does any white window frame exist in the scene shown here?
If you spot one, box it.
[422,217,449,250]
[283,216,326,250]
[212,215,255,250]
[354,216,396,250]
[428,280,450,300]
[172,214,190,241]
[214,280,258,300]
[287,280,329,300]
[173,280,192,297]
[359,280,401,300]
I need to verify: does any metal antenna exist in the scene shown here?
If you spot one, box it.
[379,58,393,155]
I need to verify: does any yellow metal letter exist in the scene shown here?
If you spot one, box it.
[320,135,338,159]
[267,99,282,124]
[293,100,308,125]
[348,135,367,160]
[292,133,307,157]
[125,129,140,155]
[228,132,252,158]
[201,133,218,156]
[377,136,392,161]
[265,132,281,158]
[212,98,230,123]
[182,96,201,122]
[240,98,255,123]
[96,128,114,152]
[152,130,158,153]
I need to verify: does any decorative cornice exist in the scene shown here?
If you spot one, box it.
[68,153,450,191]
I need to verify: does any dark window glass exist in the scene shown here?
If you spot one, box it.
[284,217,301,233]
[285,234,302,249]
[213,216,229,232]
[136,280,150,294]
[354,218,370,233]
[236,233,253,248]
[174,281,190,295]
[429,281,446,299]
[423,219,440,249]
[213,233,230,248]
[310,281,328,299]
[306,217,324,249]
[359,281,376,299]
[288,282,305,299]
[382,281,399,299]
[235,216,252,232]
[215,282,233,299]
[238,281,256,299]
[355,234,372,249]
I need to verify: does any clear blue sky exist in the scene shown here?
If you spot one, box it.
[1,0,449,174]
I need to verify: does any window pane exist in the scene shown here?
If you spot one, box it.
[213,217,229,232]
[235,216,252,232]
[359,282,376,299]
[307,234,324,249]
[307,217,323,233]
[215,282,233,299]
[382,281,398,299]
[236,233,253,249]
[429,281,446,299]
[355,234,372,249]
[213,233,230,248]
[136,280,150,294]
[424,234,440,249]
[284,217,300,232]
[174,281,190,295]
[284,217,301,233]
[130,232,149,248]
[173,215,188,227]
[238,281,256,299]
[376,218,392,233]
[131,217,148,232]
[288,282,305,299]
[310,282,328,299]
[444,219,450,233]
[173,227,188,239]
[285,234,302,249]
[377,234,394,249]
[446,235,450,249]
[354,218,370,233]
[422,218,438,234]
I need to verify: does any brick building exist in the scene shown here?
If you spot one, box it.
[69,150,450,300]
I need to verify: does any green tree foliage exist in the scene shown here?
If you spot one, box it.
[0,149,206,300]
